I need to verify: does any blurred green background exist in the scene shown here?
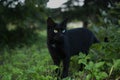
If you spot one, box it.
[0,0,120,80]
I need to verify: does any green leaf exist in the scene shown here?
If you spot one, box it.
[97,72,108,80]
[85,61,94,70]
[78,59,87,65]
[86,74,92,80]
[95,62,105,68]
[79,53,86,58]
[113,59,120,69]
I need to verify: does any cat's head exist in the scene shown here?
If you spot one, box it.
[47,17,68,43]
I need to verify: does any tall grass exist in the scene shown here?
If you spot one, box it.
[0,25,120,80]
[0,29,58,80]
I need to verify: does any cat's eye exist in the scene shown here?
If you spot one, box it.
[62,30,66,33]
[54,29,58,33]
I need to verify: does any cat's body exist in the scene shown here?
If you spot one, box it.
[47,17,99,78]
[66,28,99,55]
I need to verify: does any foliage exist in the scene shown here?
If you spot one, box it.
[0,0,48,27]
[0,0,49,47]
[50,0,120,25]
[0,30,57,80]
[0,23,120,80]
[0,0,120,80]
[1,11,120,80]
[77,53,108,80]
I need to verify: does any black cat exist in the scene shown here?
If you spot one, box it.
[47,17,99,78]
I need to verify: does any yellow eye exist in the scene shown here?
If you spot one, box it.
[54,29,58,33]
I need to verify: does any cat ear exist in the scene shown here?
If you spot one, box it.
[61,18,68,28]
[47,17,55,26]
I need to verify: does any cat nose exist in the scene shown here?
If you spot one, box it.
[54,34,64,40]
[59,33,64,37]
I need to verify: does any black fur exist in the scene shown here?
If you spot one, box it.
[47,17,99,78]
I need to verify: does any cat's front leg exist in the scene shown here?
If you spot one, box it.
[48,45,61,76]
[53,58,61,76]
[61,57,70,78]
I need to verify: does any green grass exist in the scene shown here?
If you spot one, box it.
[0,26,120,80]
[0,30,57,80]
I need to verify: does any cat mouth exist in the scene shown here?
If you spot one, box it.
[54,37,64,44]
[54,35,64,41]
